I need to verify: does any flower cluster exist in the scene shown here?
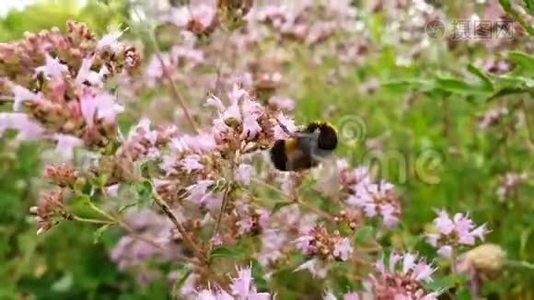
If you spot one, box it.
[0,21,140,159]
[427,210,487,258]
[30,189,70,235]
[367,253,437,300]
[496,172,527,202]
[43,163,78,188]
[296,224,353,262]
[340,164,402,227]
[194,266,270,300]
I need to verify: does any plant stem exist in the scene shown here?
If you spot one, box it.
[82,202,163,250]
[148,32,199,134]
[72,215,115,224]
[499,0,534,36]
[506,259,534,270]
[450,249,457,273]
[251,178,335,221]
[151,186,207,262]
[211,184,232,247]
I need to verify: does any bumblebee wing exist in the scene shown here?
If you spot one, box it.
[287,136,317,170]
[287,148,315,171]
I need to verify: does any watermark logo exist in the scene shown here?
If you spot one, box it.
[425,19,447,39]
[337,115,367,144]
[334,115,444,185]
[425,19,515,40]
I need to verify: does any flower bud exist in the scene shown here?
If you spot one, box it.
[459,243,506,280]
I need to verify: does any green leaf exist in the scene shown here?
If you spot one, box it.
[251,260,268,291]
[118,201,137,213]
[136,180,153,208]
[499,0,534,36]
[434,78,492,95]
[381,78,435,92]
[455,287,472,300]
[467,64,494,91]
[488,86,529,101]
[51,273,73,292]
[354,225,374,244]
[524,0,534,14]
[423,273,467,292]
[93,224,110,244]
[271,201,292,214]
[508,51,534,67]
[171,267,193,299]
[209,246,242,259]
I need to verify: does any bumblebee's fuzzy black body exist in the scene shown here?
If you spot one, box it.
[269,121,338,171]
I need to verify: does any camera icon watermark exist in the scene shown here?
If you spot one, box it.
[425,19,515,40]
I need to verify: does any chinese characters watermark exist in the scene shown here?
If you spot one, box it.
[425,19,515,40]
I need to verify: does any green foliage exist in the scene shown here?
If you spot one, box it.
[0,0,127,42]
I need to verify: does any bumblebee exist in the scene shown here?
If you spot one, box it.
[270,121,338,171]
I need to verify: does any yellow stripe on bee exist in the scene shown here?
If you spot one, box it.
[284,138,297,157]
[310,120,338,133]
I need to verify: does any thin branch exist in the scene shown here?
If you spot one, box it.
[151,186,207,262]
[506,259,534,270]
[72,215,115,224]
[251,178,336,221]
[148,32,199,134]
[211,184,232,245]
[82,202,164,250]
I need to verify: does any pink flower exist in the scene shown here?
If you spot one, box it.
[258,230,286,267]
[145,53,174,83]
[196,289,217,300]
[168,4,216,30]
[171,133,217,153]
[53,134,83,160]
[80,91,123,126]
[272,113,297,140]
[221,102,241,123]
[380,203,399,227]
[324,291,337,300]
[427,210,488,257]
[96,30,123,52]
[368,253,437,299]
[235,163,254,185]
[228,84,247,104]
[186,180,214,204]
[128,118,158,145]
[295,258,329,278]
[295,234,314,255]
[437,245,452,258]
[230,267,253,297]
[333,237,353,261]
[346,178,400,227]
[0,113,44,140]
[237,216,254,235]
[269,96,295,111]
[343,292,366,300]
[76,57,104,86]
[241,114,262,140]
[229,266,271,299]
[35,54,68,80]
[206,95,225,112]
[11,85,41,112]
[180,154,204,173]
[433,210,455,235]
[211,233,223,247]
